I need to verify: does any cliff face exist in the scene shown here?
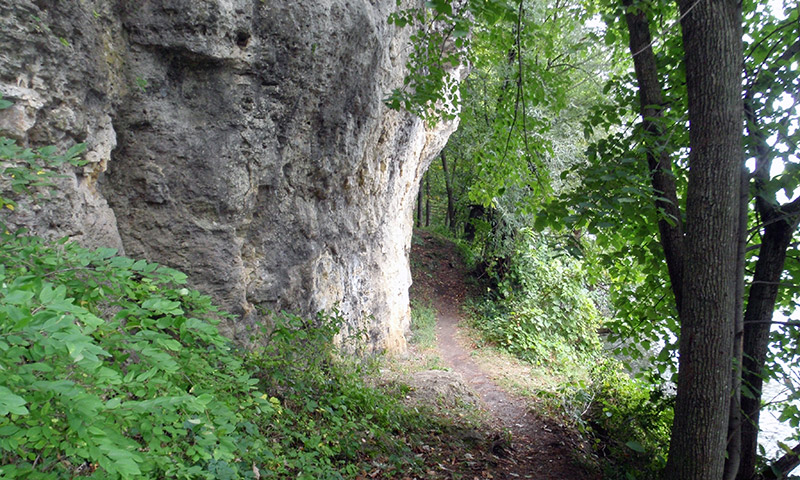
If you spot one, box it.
[0,0,461,351]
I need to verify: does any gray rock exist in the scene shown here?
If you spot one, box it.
[0,0,463,352]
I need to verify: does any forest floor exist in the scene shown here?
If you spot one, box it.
[397,229,599,480]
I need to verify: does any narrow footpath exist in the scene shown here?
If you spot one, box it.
[410,230,597,480]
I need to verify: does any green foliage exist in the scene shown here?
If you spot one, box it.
[470,229,602,368]
[246,309,437,479]
[409,301,438,349]
[0,230,438,479]
[578,359,672,480]
[386,0,516,124]
[0,95,87,213]
[0,232,275,479]
[405,0,612,243]
[0,135,456,479]
[453,238,479,272]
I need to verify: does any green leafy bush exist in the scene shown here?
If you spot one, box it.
[470,229,602,367]
[0,232,278,479]
[0,227,437,479]
[579,359,672,480]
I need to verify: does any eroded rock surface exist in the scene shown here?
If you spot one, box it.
[0,0,462,351]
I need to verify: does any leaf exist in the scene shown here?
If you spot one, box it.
[625,440,646,453]
[65,142,87,159]
[0,386,29,416]
[2,290,34,305]
[95,247,118,259]
[38,283,56,304]
[107,449,142,477]
[425,0,452,15]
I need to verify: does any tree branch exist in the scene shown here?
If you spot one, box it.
[762,442,800,479]
[622,0,685,315]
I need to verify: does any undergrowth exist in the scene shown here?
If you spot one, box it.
[468,229,601,369]
[0,120,463,479]
[561,359,672,479]
[0,229,458,479]
[462,226,672,478]
[409,300,437,349]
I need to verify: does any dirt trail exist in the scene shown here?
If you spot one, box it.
[411,230,596,480]
[431,277,528,427]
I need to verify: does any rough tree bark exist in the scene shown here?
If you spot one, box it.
[663,0,743,479]
[621,1,799,478]
[725,163,749,480]
[739,209,799,480]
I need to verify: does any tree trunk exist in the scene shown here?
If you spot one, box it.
[425,172,431,228]
[441,151,456,233]
[737,83,800,480]
[724,165,749,480]
[663,0,743,479]
[621,0,685,314]
[762,442,800,479]
[416,175,423,228]
[738,212,799,480]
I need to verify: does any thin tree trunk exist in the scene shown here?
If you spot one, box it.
[621,0,685,314]
[416,174,423,228]
[441,151,456,233]
[425,172,431,228]
[737,85,800,480]
[738,213,799,480]
[663,0,743,478]
[724,164,749,480]
[762,442,800,479]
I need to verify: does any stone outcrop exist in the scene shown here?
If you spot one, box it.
[0,0,462,351]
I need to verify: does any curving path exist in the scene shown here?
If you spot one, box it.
[411,230,598,480]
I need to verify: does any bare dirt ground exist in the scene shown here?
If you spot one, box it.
[408,229,598,480]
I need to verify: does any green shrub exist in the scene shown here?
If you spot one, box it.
[0,231,435,479]
[470,229,602,367]
[578,359,672,480]
[0,233,276,479]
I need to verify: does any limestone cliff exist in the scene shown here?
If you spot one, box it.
[0,0,462,351]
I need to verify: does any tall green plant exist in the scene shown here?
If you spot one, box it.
[471,229,602,367]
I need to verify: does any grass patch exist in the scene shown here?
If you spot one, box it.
[409,300,437,349]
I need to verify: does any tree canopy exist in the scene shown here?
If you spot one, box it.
[391,0,800,478]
